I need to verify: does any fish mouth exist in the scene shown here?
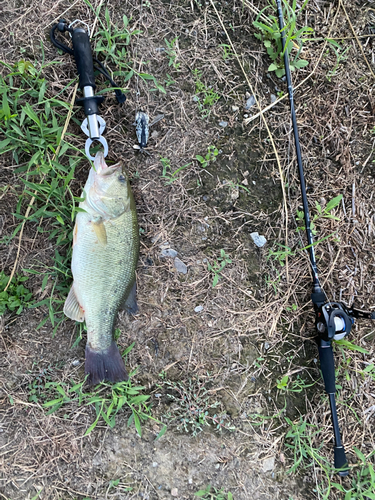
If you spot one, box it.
[94,151,123,176]
[99,162,122,176]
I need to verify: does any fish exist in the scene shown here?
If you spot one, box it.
[64,151,140,385]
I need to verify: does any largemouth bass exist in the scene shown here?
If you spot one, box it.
[64,152,139,385]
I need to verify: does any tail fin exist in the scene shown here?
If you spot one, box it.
[85,341,128,386]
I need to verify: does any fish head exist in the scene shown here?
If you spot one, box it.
[87,152,133,219]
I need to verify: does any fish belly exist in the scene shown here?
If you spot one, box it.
[72,210,139,352]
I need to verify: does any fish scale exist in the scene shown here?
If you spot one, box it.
[64,152,139,385]
[72,209,138,350]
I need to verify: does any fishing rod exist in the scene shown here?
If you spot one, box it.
[50,19,126,161]
[276,0,375,476]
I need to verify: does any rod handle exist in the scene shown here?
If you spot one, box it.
[318,341,335,394]
[72,28,96,90]
[334,446,349,476]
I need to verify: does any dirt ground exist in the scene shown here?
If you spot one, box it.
[0,0,374,499]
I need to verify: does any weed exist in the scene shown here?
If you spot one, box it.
[164,37,180,70]
[253,0,313,78]
[192,69,220,117]
[165,73,176,87]
[276,374,316,392]
[285,303,298,312]
[325,40,350,82]
[90,8,165,94]
[267,244,294,267]
[0,59,78,332]
[195,484,234,500]
[161,378,234,436]
[296,194,343,235]
[0,271,33,315]
[331,448,375,499]
[219,44,233,61]
[93,9,140,78]
[207,249,232,287]
[284,417,331,474]
[196,145,219,169]
[160,156,191,185]
[39,346,167,438]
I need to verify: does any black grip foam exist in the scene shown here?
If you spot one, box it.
[72,28,95,90]
[334,447,349,476]
[318,342,336,394]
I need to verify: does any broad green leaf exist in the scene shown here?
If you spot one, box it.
[294,59,309,69]
[325,194,343,213]
[268,63,278,72]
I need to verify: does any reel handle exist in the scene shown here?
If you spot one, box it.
[72,28,96,90]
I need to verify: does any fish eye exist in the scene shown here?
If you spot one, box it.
[118,174,126,183]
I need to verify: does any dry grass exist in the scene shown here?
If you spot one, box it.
[0,0,374,499]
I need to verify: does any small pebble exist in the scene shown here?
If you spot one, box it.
[194,305,204,313]
[155,47,166,52]
[196,260,201,264]
[215,464,220,469]
[72,360,80,367]
[160,248,178,258]
[264,342,270,350]
[202,195,209,201]
[219,121,228,128]
[188,478,193,484]
[270,94,277,103]
[202,258,207,263]
[193,95,199,102]
[232,105,239,112]
[250,232,267,248]
[174,257,188,274]
[263,456,276,472]
[245,94,256,109]
[171,488,178,497]
[152,462,158,468]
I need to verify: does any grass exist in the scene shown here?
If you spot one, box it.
[0,271,33,315]
[196,145,219,169]
[28,345,166,439]
[192,69,220,117]
[160,377,235,436]
[207,249,232,287]
[253,0,313,77]
[160,156,191,185]
[296,194,343,235]
[195,485,234,500]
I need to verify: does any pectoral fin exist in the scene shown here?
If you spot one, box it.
[92,219,107,246]
[64,285,85,322]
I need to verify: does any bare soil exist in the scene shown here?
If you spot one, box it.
[0,0,374,499]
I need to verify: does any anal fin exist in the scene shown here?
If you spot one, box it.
[64,285,85,322]
[122,281,138,314]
